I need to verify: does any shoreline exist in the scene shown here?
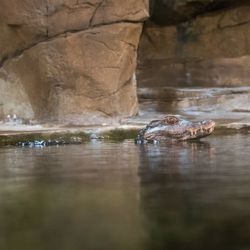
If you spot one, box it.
[0,121,250,147]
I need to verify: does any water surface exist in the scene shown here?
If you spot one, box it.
[0,135,250,250]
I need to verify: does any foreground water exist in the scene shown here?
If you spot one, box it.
[0,134,250,250]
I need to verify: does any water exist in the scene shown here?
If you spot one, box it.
[0,135,250,250]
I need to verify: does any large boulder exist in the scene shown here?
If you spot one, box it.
[0,0,149,124]
[138,3,250,87]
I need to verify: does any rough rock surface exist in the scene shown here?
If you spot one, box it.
[0,0,149,124]
[138,2,250,87]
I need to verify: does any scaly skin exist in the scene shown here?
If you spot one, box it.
[135,115,215,143]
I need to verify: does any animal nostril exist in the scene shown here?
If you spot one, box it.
[189,130,196,136]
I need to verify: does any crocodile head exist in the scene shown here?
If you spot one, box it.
[136,115,215,143]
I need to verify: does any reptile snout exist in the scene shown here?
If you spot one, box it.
[202,120,216,133]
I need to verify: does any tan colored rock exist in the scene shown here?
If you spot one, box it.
[92,0,148,25]
[0,73,35,120]
[0,0,148,124]
[1,23,142,124]
[0,0,148,64]
[138,5,250,87]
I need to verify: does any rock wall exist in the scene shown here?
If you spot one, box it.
[0,0,149,124]
[138,1,250,87]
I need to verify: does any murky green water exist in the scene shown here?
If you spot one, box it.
[0,134,250,250]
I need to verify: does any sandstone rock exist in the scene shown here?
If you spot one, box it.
[0,0,149,124]
[1,23,142,124]
[0,0,148,64]
[138,4,250,87]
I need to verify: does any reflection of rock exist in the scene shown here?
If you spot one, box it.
[0,143,143,250]
[0,0,149,124]
[138,135,250,250]
[138,4,250,87]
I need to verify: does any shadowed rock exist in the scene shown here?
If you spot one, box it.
[138,2,250,88]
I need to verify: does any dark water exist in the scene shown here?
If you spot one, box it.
[0,135,250,250]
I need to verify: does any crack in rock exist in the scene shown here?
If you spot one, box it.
[0,21,141,69]
[89,0,105,27]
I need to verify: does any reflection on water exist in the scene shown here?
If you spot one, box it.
[139,135,250,250]
[0,135,250,250]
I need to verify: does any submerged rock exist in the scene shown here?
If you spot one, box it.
[17,136,83,147]
[135,115,215,143]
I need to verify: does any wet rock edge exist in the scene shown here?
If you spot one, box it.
[0,126,250,147]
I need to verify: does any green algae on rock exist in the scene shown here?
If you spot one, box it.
[0,132,89,147]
